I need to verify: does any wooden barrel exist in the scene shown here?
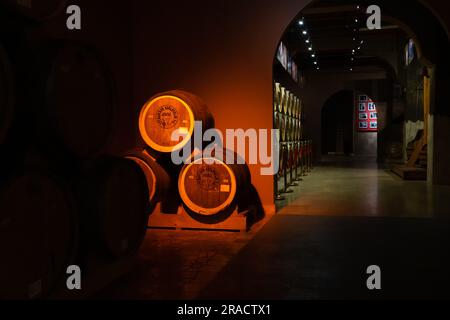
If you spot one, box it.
[287,116,293,141]
[178,149,251,223]
[292,120,297,142]
[283,90,290,115]
[124,148,171,208]
[279,87,285,113]
[278,143,287,177]
[0,173,78,299]
[292,97,297,119]
[139,90,215,154]
[31,41,115,158]
[0,42,14,145]
[1,0,68,22]
[280,114,286,142]
[77,157,150,259]
[274,82,281,112]
[288,93,294,117]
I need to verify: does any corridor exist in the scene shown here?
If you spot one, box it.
[278,156,450,217]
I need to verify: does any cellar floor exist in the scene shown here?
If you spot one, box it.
[95,157,450,299]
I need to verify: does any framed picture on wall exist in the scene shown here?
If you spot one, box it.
[359,103,366,112]
[359,122,368,129]
[370,112,378,119]
[370,122,378,129]
[368,102,376,111]
[359,113,368,120]
[359,95,368,102]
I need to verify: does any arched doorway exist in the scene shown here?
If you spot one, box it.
[273,0,450,211]
[321,90,355,156]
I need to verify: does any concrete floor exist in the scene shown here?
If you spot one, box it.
[96,157,450,300]
[278,156,450,217]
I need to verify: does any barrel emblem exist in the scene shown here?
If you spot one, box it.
[198,166,219,191]
[156,105,179,129]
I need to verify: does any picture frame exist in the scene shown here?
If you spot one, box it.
[370,122,378,129]
[370,112,377,120]
[368,102,376,111]
[359,113,368,120]
[359,122,368,129]
[359,95,368,102]
[359,103,366,112]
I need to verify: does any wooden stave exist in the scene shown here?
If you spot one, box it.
[124,148,171,207]
[75,156,150,260]
[279,87,285,113]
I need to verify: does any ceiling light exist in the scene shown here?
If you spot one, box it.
[314,61,317,65]
[308,46,313,51]
[299,20,304,26]
[302,30,307,35]
[355,18,358,23]
[305,39,310,43]
[311,54,315,58]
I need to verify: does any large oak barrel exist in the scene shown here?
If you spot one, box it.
[76,157,150,259]
[278,87,285,113]
[0,42,14,145]
[30,41,115,158]
[274,82,281,112]
[139,90,215,154]
[124,148,171,209]
[0,0,68,22]
[0,173,78,299]
[283,90,290,115]
[178,149,251,223]
[280,114,286,142]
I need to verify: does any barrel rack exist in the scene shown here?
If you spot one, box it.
[148,203,250,232]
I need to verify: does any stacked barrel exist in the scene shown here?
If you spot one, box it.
[274,82,313,200]
[0,4,150,299]
[133,90,255,225]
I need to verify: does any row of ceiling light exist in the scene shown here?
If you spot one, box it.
[350,5,364,71]
[298,5,366,72]
[298,18,320,70]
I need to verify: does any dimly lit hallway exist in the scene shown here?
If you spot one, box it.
[277,156,450,217]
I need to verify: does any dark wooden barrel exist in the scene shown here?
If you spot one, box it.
[31,41,115,158]
[77,156,150,259]
[0,173,78,299]
[280,115,286,142]
[124,148,171,208]
[178,149,251,223]
[0,0,68,22]
[274,82,281,112]
[139,90,214,154]
[0,42,14,145]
